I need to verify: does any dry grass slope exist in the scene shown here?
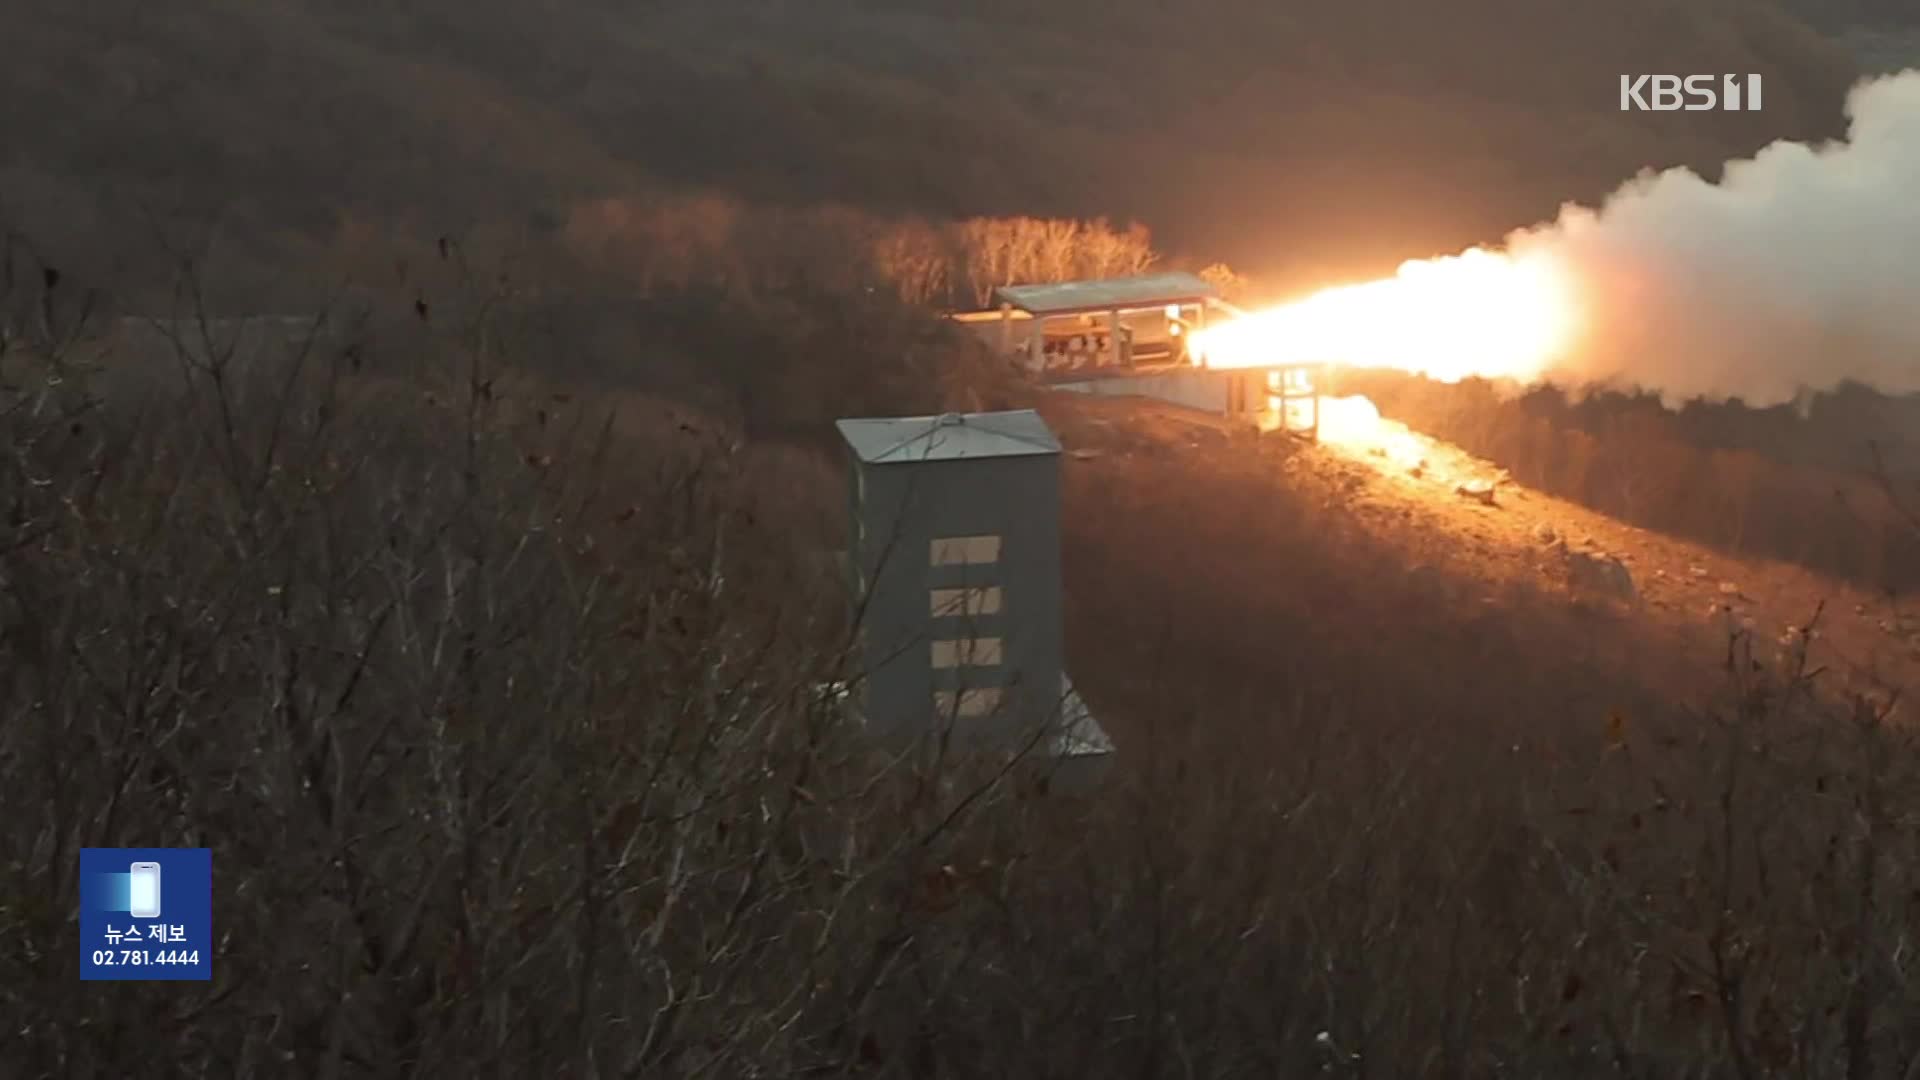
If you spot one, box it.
[9,259,1920,1074]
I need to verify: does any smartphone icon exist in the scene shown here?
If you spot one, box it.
[128,862,162,919]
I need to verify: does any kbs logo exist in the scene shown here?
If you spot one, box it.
[1620,74,1763,111]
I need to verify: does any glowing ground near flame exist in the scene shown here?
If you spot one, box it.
[1312,396,1428,469]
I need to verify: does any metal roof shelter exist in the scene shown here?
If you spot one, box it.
[836,409,1113,781]
[994,271,1218,317]
[988,273,1221,375]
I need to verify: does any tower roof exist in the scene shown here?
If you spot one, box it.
[835,410,1061,465]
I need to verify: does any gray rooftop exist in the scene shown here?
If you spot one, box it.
[1053,674,1116,760]
[836,410,1061,465]
[995,272,1218,317]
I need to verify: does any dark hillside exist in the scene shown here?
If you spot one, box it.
[1,0,1858,290]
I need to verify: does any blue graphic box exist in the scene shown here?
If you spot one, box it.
[79,848,212,981]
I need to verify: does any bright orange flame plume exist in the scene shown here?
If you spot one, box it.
[1189,247,1579,385]
[1188,246,1582,461]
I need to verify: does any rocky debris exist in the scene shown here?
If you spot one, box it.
[1705,601,1758,633]
[1532,523,1559,545]
[1775,624,1814,668]
[1717,581,1742,597]
[1567,549,1636,602]
[1688,566,1710,579]
[1069,448,1103,461]
[1455,479,1499,506]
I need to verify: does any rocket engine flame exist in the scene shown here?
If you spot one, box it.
[1188,248,1579,384]
[1191,68,1920,414]
[1187,248,1580,459]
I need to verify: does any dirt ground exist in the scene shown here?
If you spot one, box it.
[1038,392,1920,713]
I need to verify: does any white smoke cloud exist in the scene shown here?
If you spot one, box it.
[1510,69,1920,406]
